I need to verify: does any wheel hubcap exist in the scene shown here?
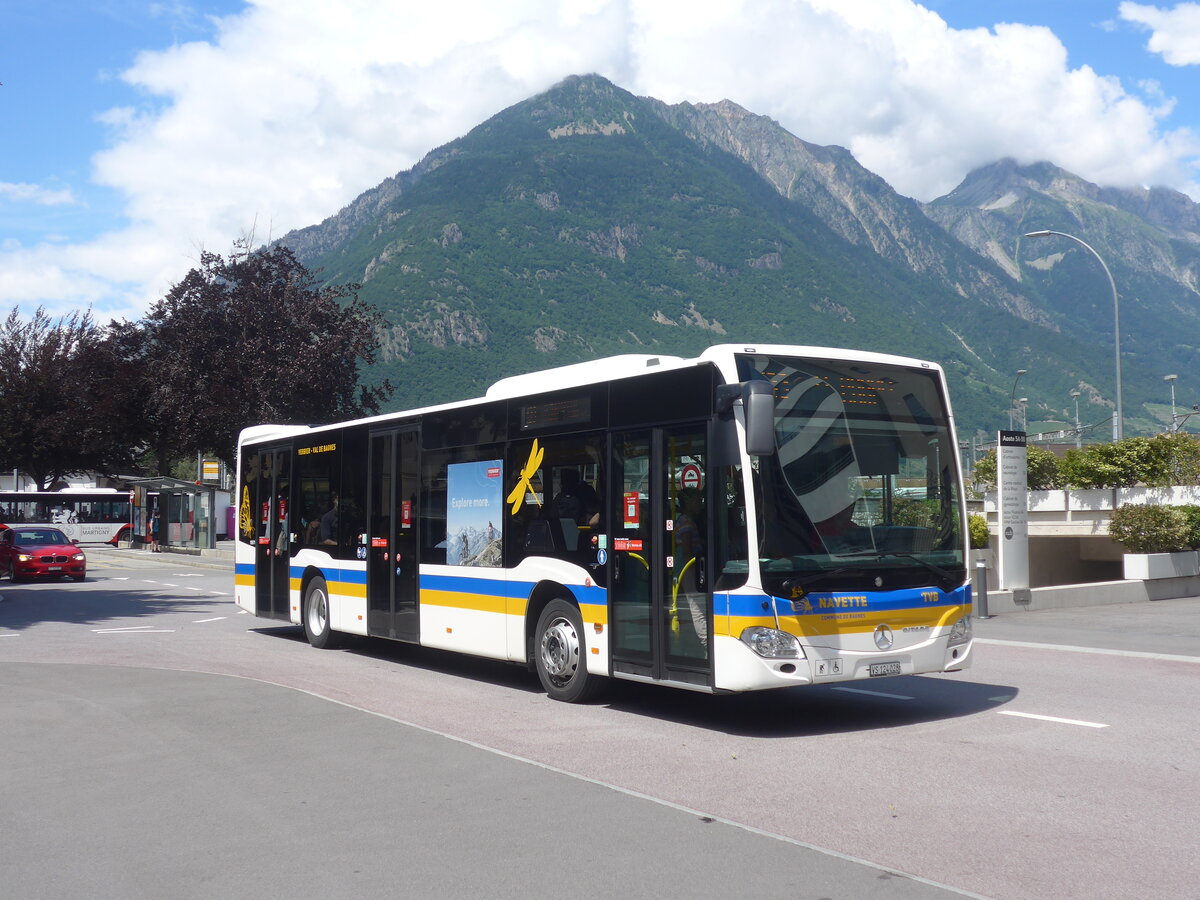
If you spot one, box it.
[540,616,580,686]
[308,590,327,633]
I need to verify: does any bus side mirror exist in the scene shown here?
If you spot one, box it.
[744,381,776,457]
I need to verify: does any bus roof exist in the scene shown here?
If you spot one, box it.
[238,343,947,447]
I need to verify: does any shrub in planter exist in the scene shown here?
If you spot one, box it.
[1177,505,1200,549]
[1108,504,1191,554]
[968,513,990,549]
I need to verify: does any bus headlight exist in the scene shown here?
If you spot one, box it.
[740,626,802,659]
[948,615,972,646]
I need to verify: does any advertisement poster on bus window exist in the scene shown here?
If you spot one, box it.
[446,460,503,567]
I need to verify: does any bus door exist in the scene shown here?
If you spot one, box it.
[253,446,291,620]
[367,427,420,642]
[610,425,711,686]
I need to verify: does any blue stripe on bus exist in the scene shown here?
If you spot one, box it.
[419,572,607,606]
[723,584,969,618]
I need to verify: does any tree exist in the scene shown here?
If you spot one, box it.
[0,307,141,489]
[142,244,393,470]
[970,445,1062,492]
[1059,434,1200,488]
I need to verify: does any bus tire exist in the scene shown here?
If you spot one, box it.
[303,576,339,649]
[534,598,603,703]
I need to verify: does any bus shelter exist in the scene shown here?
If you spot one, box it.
[124,476,219,551]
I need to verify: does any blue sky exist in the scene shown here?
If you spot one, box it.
[2,0,1199,320]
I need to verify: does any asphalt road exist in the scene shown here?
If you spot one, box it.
[2,546,1198,899]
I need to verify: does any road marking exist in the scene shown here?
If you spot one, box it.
[193,616,227,623]
[238,676,993,900]
[211,591,231,597]
[831,686,915,700]
[238,609,248,614]
[92,625,176,634]
[975,637,1200,664]
[174,574,203,577]
[162,583,178,587]
[998,710,1109,729]
[0,633,19,638]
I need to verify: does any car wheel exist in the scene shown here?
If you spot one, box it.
[7,561,21,583]
[534,598,605,703]
[303,576,339,649]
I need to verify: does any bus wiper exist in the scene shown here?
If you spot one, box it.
[833,550,959,589]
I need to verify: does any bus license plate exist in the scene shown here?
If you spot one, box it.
[869,662,901,677]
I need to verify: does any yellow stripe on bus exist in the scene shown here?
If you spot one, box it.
[421,589,509,615]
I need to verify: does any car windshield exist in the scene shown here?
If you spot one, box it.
[14,529,70,545]
[738,353,965,594]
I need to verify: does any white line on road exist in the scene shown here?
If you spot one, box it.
[92,625,176,634]
[193,616,227,623]
[998,710,1109,728]
[832,686,915,700]
[0,633,19,638]
[975,637,1200,664]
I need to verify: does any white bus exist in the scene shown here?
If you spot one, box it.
[235,344,973,701]
[0,489,132,545]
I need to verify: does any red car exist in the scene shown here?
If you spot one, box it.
[0,526,87,582]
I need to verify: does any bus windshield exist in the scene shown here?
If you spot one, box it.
[739,354,965,595]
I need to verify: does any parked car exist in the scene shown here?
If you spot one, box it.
[0,527,87,581]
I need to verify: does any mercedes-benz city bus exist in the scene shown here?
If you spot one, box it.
[235,344,972,701]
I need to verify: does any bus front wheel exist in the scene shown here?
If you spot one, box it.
[535,598,603,703]
[303,577,339,649]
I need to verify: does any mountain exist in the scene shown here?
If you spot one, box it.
[278,75,1200,440]
[925,159,1200,431]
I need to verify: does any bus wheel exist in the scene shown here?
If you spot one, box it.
[535,599,603,703]
[303,577,339,649]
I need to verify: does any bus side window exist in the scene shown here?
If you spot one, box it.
[506,432,605,583]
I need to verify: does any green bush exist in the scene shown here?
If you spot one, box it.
[1108,504,1192,554]
[970,445,1062,491]
[1060,433,1200,489]
[968,513,990,549]
[1176,505,1200,549]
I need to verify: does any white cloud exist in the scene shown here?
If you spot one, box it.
[4,0,1200,319]
[0,182,77,206]
[1121,2,1200,65]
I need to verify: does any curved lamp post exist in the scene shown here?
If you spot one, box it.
[1009,368,1027,431]
[1165,374,1178,431]
[1023,230,1123,440]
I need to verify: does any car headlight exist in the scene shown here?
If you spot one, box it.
[16,554,33,562]
[948,615,972,646]
[72,553,85,561]
[740,626,802,659]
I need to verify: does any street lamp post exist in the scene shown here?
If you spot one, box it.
[1070,389,1082,449]
[1018,397,1028,432]
[1009,368,1027,431]
[1165,374,1179,431]
[1023,230,1123,440]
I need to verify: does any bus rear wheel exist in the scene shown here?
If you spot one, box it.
[303,576,339,649]
[535,599,603,703]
